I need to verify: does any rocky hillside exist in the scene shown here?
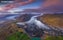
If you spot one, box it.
[39,14,63,30]
[0,14,35,40]
[0,21,24,40]
[0,14,63,40]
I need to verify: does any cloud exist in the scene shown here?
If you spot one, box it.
[41,0,63,8]
[40,0,63,12]
[19,0,63,14]
[0,0,35,11]
[1,0,63,13]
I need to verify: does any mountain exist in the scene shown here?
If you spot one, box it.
[0,14,20,24]
[0,13,63,40]
[0,14,39,40]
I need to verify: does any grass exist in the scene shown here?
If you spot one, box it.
[6,31,41,40]
[6,32,31,40]
[5,31,63,40]
[45,36,63,40]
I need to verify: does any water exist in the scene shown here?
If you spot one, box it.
[17,14,50,30]
[0,14,20,23]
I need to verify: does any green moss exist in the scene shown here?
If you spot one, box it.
[45,36,63,40]
[6,32,31,40]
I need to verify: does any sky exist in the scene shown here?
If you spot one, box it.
[0,0,43,12]
[0,0,63,13]
[8,0,42,12]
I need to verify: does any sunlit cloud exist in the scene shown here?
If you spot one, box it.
[0,0,35,11]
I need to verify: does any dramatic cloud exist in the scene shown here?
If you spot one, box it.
[0,0,35,11]
[40,0,63,12]
[1,0,63,13]
[20,0,63,13]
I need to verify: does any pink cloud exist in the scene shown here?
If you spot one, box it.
[1,0,63,13]
[0,0,35,11]
[40,0,63,12]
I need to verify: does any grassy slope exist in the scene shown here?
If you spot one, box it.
[45,36,63,40]
[39,14,63,28]
[6,32,31,40]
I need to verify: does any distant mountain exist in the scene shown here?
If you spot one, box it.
[0,14,19,21]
